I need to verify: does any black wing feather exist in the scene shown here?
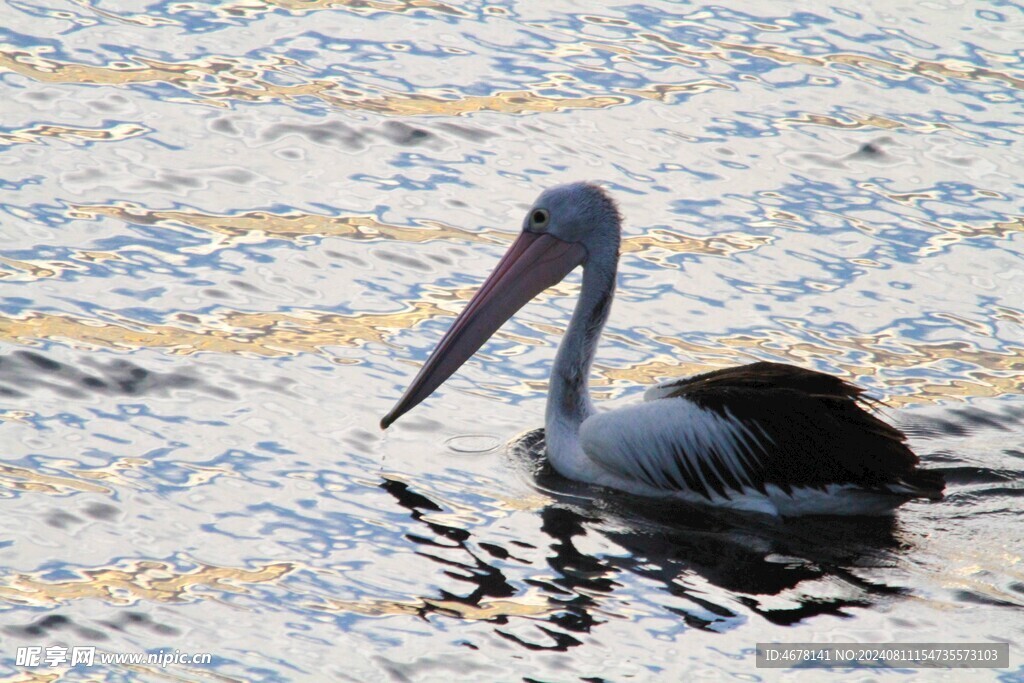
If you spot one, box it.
[651,362,944,498]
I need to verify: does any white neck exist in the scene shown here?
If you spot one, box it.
[544,261,616,482]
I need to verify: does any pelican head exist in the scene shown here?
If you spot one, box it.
[381,182,621,429]
[523,182,622,259]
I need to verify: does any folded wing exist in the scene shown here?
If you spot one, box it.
[579,362,944,502]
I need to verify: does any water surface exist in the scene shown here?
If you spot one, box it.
[1,1,1022,681]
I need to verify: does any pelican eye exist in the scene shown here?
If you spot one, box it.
[530,209,550,228]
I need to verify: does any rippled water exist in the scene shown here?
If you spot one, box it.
[1,1,1022,681]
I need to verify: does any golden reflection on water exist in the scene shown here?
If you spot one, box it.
[0,255,92,282]
[70,203,504,251]
[859,182,1008,208]
[310,593,555,620]
[850,191,1024,258]
[567,21,1024,92]
[35,203,774,280]
[2,203,1019,407]
[0,49,213,87]
[3,10,1019,124]
[714,40,1024,90]
[601,323,1024,406]
[0,203,782,285]
[928,537,1024,607]
[171,0,469,20]
[0,41,731,116]
[23,0,1023,109]
[67,0,176,27]
[599,356,1024,407]
[0,122,150,147]
[0,560,295,607]
[72,202,1010,273]
[0,672,60,683]
[0,463,112,496]
[777,111,961,135]
[636,31,1024,92]
[68,0,471,28]
[2,296,1020,406]
[0,305,461,357]
[311,77,725,118]
[0,458,178,497]
[0,279,606,360]
[312,85,622,117]
[620,229,772,266]
[0,48,643,115]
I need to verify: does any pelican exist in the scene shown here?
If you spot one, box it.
[381,183,944,516]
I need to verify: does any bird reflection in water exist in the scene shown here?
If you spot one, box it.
[379,428,912,651]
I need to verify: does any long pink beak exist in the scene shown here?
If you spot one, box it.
[381,231,587,429]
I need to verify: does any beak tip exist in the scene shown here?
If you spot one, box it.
[380,408,400,430]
